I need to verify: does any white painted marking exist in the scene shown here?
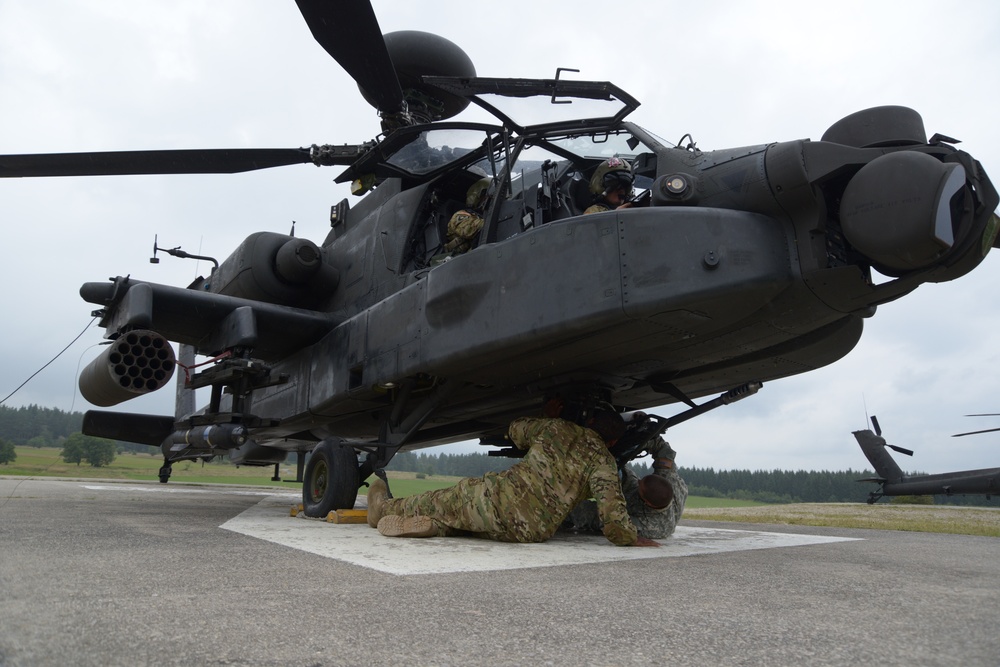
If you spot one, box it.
[83,484,299,499]
[220,494,863,576]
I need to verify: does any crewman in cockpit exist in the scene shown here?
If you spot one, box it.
[443,177,492,254]
[584,157,635,214]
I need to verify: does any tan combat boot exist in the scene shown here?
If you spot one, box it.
[377,515,437,538]
[366,478,389,528]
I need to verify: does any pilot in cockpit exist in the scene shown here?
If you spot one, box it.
[443,176,492,254]
[584,157,635,215]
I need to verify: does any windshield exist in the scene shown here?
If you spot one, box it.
[335,123,504,184]
[385,128,494,175]
[475,94,629,130]
[544,131,647,161]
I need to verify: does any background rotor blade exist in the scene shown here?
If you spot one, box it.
[952,426,1000,437]
[0,148,315,178]
[295,0,403,114]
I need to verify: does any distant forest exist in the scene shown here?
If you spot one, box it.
[3,404,996,506]
[387,453,999,507]
[0,404,84,446]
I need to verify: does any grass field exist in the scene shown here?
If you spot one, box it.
[3,445,297,486]
[683,503,1000,537]
[6,446,997,536]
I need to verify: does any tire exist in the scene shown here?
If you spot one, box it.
[302,440,360,517]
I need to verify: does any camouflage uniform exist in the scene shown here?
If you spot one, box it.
[566,436,688,539]
[583,202,613,215]
[443,209,484,254]
[380,416,639,545]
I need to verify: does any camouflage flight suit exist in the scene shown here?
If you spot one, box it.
[443,208,484,254]
[566,436,688,540]
[583,201,612,215]
[380,417,639,545]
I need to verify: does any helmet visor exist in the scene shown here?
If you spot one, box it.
[602,170,634,195]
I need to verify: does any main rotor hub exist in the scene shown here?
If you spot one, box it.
[358,30,476,126]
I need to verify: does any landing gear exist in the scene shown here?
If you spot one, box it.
[158,460,172,484]
[302,439,360,517]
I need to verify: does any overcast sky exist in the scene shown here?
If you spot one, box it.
[2,1,999,476]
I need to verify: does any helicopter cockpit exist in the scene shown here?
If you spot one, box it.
[337,76,661,273]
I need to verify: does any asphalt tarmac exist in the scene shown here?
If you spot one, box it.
[1,477,998,667]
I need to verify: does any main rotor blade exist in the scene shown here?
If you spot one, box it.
[294,0,403,114]
[0,148,315,178]
[952,426,1000,437]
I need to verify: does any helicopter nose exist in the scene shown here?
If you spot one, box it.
[839,151,969,274]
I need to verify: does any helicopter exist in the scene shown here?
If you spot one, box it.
[1,1,998,518]
[854,416,998,503]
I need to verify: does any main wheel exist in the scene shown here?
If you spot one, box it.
[302,440,360,517]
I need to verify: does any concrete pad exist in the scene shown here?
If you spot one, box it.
[220,494,863,575]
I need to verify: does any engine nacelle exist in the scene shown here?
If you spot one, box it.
[79,330,175,406]
[202,232,340,309]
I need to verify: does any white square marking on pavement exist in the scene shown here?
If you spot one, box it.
[220,494,863,575]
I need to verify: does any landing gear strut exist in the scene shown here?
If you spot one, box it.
[158,459,172,484]
[302,439,360,517]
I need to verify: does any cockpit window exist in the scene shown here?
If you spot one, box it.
[335,123,503,184]
[544,130,652,161]
[385,128,493,175]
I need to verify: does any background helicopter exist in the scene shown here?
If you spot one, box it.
[4,1,989,490]
[855,416,998,503]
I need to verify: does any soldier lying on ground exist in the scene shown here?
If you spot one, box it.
[366,405,660,547]
[564,435,688,539]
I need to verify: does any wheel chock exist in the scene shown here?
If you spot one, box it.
[326,509,369,524]
[290,503,304,517]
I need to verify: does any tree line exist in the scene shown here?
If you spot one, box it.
[0,404,126,467]
[391,452,998,506]
[387,452,879,502]
[0,404,84,447]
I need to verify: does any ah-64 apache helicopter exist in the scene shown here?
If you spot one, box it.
[2,1,997,518]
